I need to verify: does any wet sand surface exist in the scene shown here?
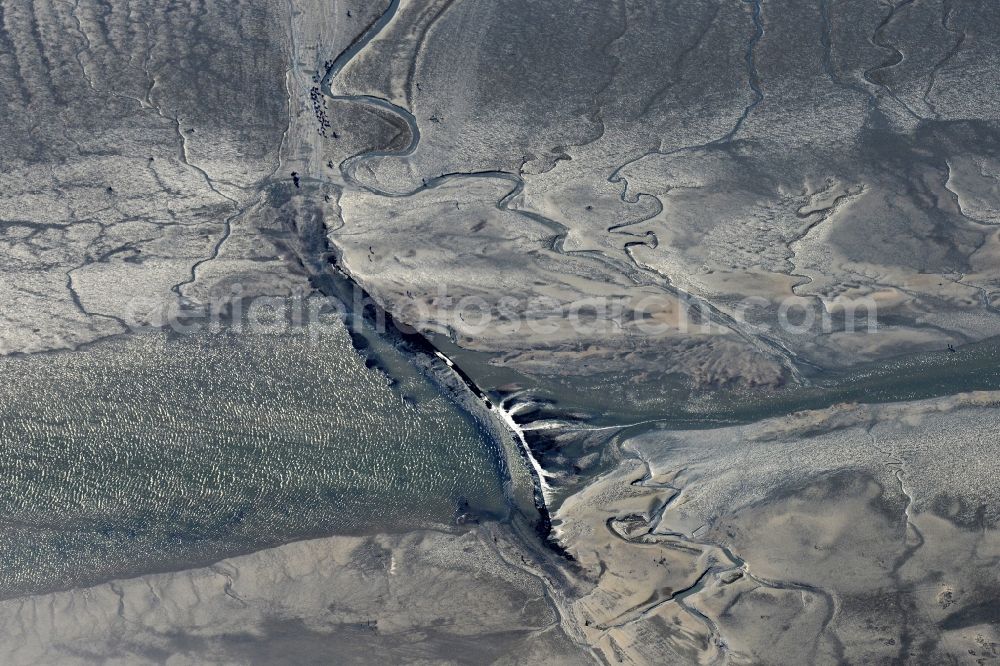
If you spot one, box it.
[0,526,584,665]
[2,0,1000,662]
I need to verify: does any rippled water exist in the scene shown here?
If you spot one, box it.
[0,317,509,598]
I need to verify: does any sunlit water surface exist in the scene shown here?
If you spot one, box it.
[0,317,509,597]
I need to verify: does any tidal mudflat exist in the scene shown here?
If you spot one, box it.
[3,0,1000,662]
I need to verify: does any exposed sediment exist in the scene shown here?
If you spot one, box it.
[4,0,1000,663]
